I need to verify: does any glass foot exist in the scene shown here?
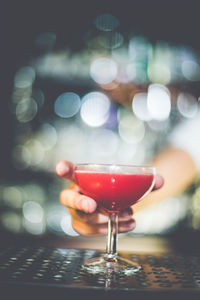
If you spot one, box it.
[82,255,141,276]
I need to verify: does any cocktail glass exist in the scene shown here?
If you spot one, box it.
[74,163,156,276]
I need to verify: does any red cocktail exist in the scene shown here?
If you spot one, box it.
[75,171,154,213]
[74,164,156,276]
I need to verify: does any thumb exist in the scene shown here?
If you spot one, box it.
[153,174,164,191]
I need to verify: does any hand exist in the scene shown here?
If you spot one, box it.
[56,160,164,235]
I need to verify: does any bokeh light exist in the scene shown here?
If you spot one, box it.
[147,43,171,84]
[23,219,45,235]
[181,59,200,81]
[25,139,45,166]
[16,98,38,123]
[1,212,22,233]
[177,93,198,118]
[147,119,170,132]
[34,52,80,81]
[32,89,45,107]
[148,62,171,84]
[118,108,145,144]
[12,145,31,170]
[14,66,36,89]
[132,93,152,121]
[116,141,137,164]
[47,205,67,234]
[23,201,44,223]
[128,36,151,61]
[3,186,23,209]
[112,46,129,63]
[36,123,57,150]
[60,214,79,236]
[147,84,171,121]
[94,14,119,31]
[88,129,119,161]
[125,63,137,82]
[80,92,110,127]
[54,92,81,118]
[56,124,87,163]
[90,57,118,84]
[98,32,124,49]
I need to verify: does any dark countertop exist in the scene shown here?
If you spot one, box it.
[1,229,199,255]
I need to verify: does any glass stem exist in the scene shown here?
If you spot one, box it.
[106,213,118,258]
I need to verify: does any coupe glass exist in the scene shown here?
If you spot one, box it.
[74,163,156,276]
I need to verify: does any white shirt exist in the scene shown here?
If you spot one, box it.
[133,112,200,235]
[168,111,200,170]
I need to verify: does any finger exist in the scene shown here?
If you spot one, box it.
[118,219,136,233]
[60,188,97,213]
[90,207,134,224]
[68,207,107,224]
[70,208,134,225]
[118,207,133,219]
[56,160,75,181]
[84,207,133,224]
[153,174,164,191]
[71,218,136,235]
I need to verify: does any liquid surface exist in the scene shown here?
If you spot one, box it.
[75,171,154,212]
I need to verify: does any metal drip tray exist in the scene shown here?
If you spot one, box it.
[0,246,200,299]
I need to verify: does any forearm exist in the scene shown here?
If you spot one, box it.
[133,147,199,213]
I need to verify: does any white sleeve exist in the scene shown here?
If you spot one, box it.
[168,111,200,170]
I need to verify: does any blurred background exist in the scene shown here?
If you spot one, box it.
[1,0,200,244]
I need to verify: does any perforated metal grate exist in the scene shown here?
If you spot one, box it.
[0,246,200,291]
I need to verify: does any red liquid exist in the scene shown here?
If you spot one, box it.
[75,171,154,212]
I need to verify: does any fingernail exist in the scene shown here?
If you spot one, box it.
[56,163,69,176]
[81,198,89,213]
[81,198,96,213]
